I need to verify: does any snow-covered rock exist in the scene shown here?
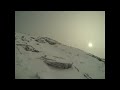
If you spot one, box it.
[15,32,105,79]
[35,37,61,45]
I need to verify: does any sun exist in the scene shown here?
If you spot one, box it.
[88,42,93,48]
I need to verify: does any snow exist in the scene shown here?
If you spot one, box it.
[15,32,105,79]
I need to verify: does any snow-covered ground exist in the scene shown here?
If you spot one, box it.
[15,32,105,79]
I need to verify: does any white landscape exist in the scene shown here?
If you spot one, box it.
[15,32,105,79]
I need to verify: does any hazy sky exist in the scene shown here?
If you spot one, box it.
[15,11,105,58]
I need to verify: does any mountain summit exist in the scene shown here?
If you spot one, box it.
[15,32,105,79]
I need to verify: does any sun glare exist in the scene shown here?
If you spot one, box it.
[88,42,93,48]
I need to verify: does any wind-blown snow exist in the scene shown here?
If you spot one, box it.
[15,32,105,79]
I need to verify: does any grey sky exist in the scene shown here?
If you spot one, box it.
[15,11,105,58]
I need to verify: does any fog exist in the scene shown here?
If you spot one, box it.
[15,11,105,58]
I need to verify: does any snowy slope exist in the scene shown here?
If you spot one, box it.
[15,32,105,79]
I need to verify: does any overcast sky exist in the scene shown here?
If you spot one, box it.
[15,11,105,58]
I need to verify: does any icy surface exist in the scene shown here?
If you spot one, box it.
[15,32,105,79]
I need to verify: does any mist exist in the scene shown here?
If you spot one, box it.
[15,11,105,58]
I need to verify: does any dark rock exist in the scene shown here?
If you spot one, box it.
[83,73,92,79]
